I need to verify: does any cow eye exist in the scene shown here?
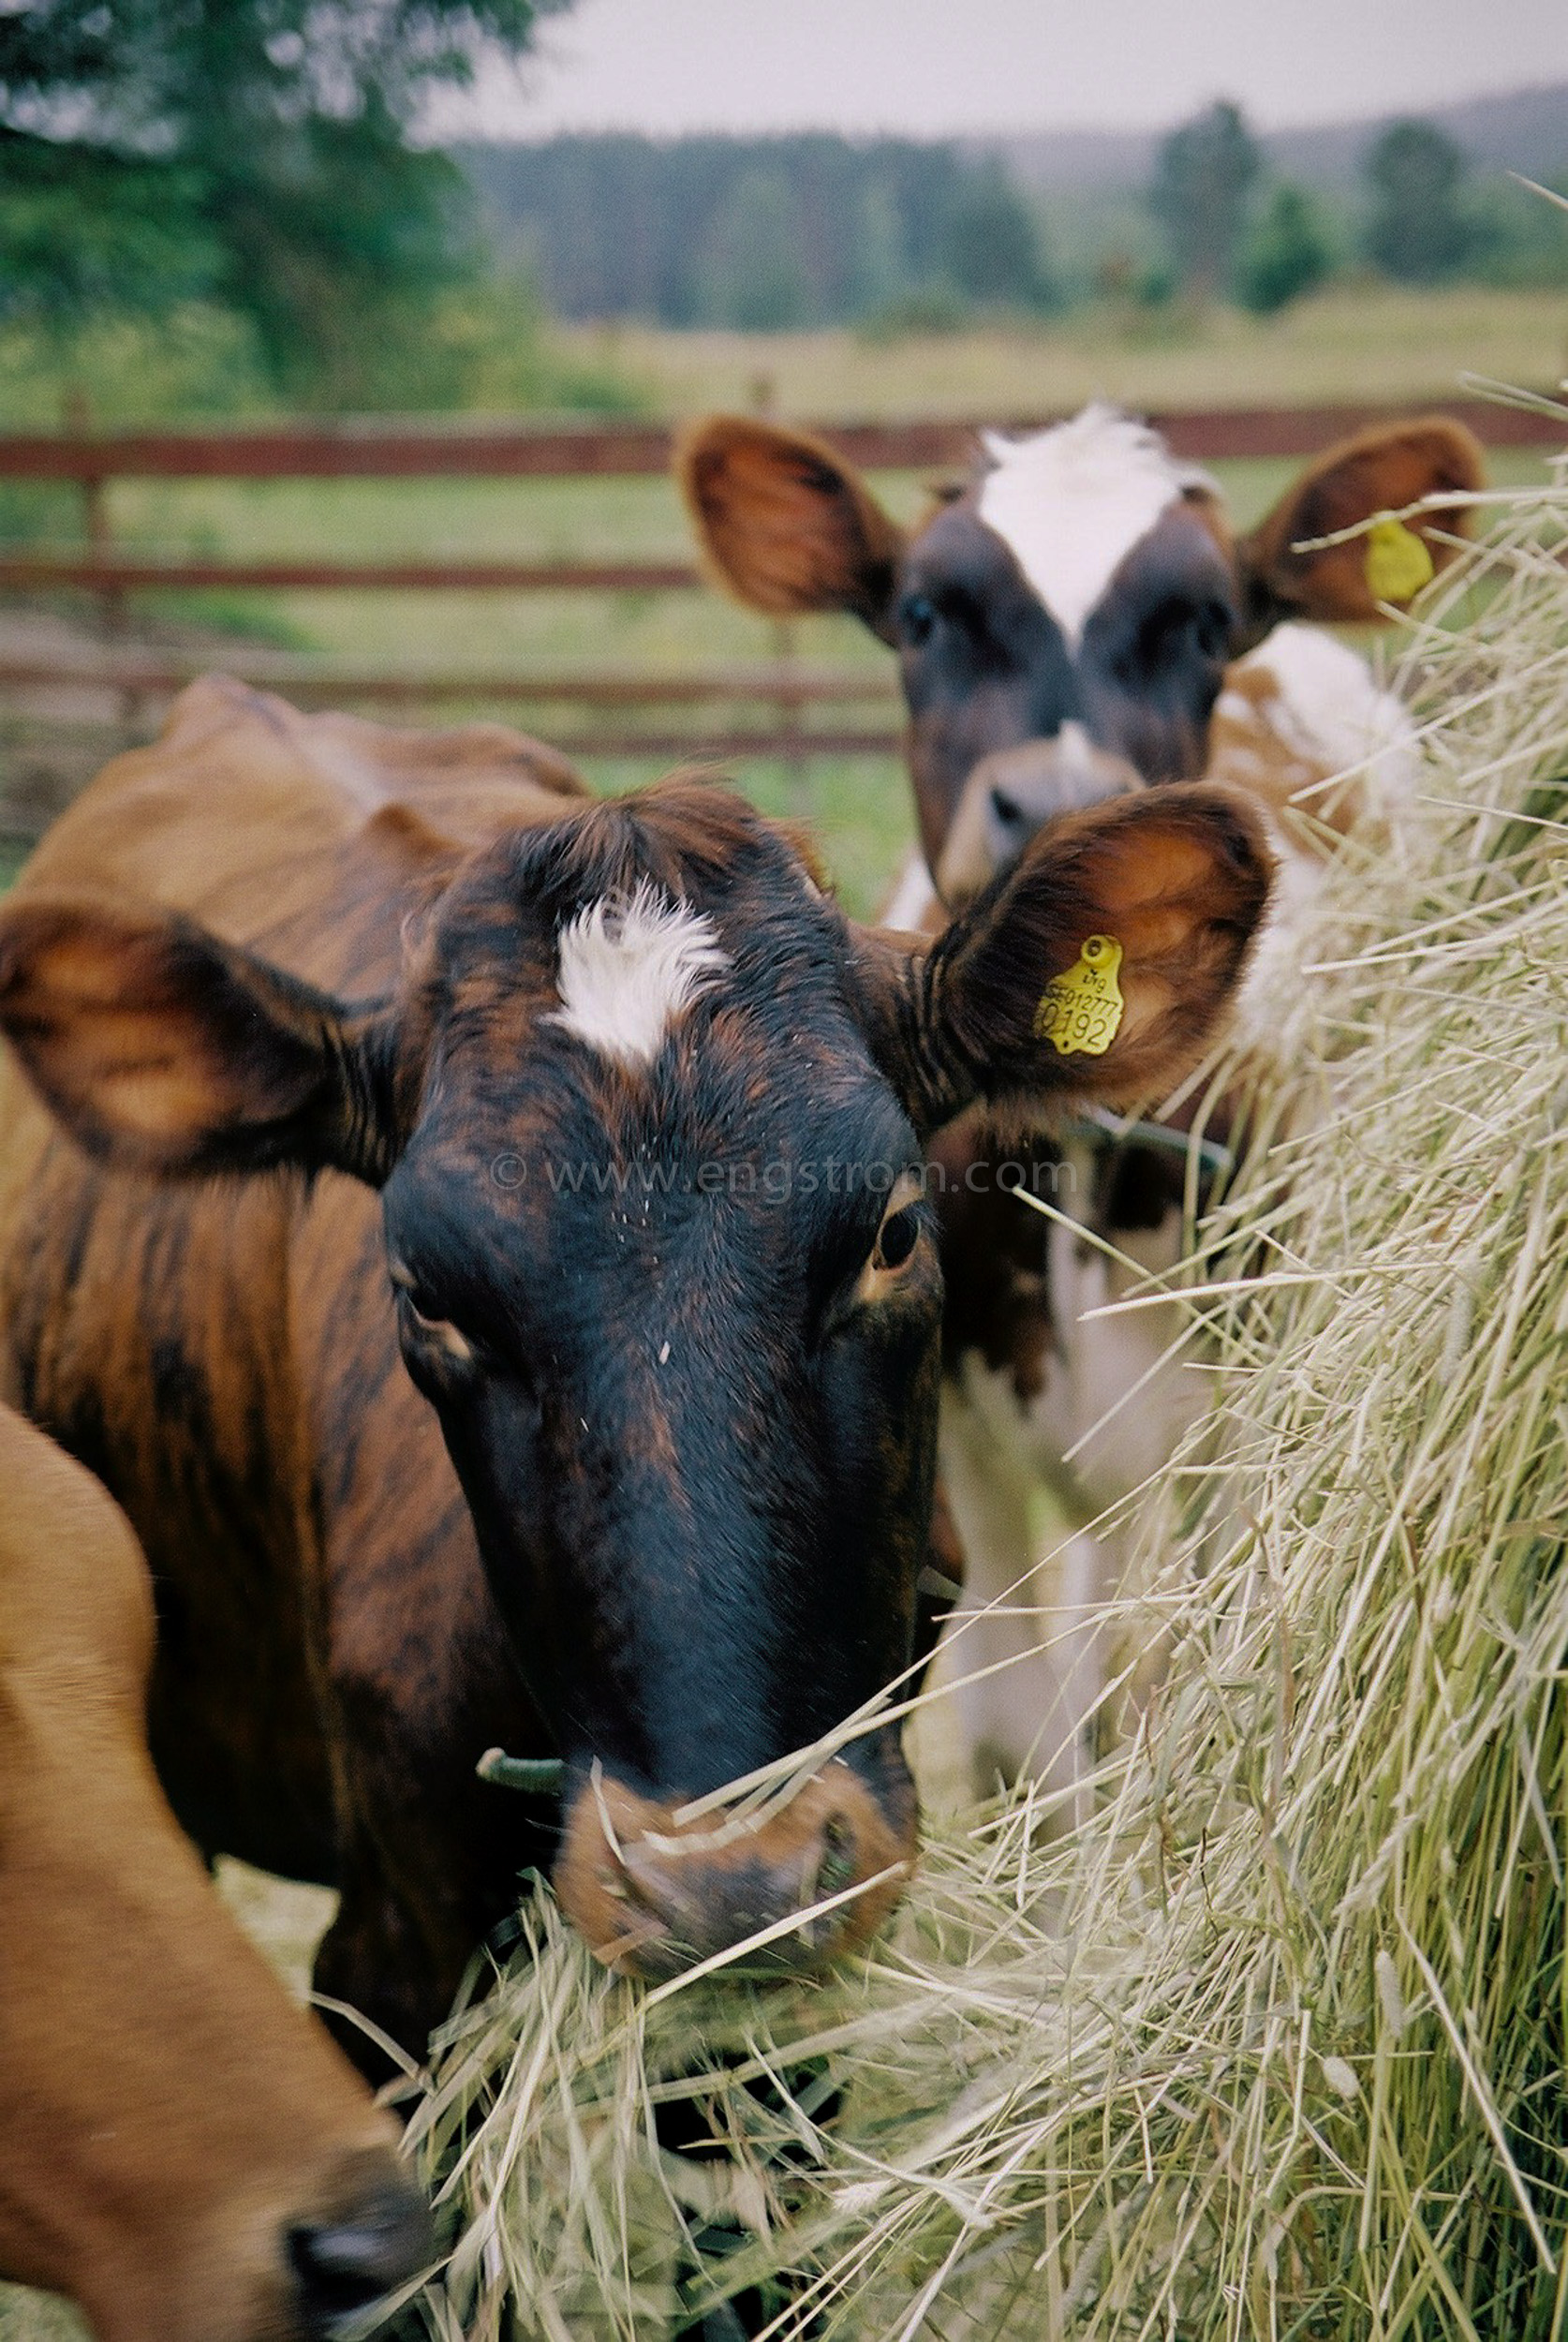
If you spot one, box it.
[899,592,938,647]
[391,1274,475,1369]
[873,1204,920,1272]
[825,1175,931,1333]
[865,1175,926,1288]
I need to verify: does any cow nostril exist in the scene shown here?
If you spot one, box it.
[288,2188,430,2328]
[990,784,1026,832]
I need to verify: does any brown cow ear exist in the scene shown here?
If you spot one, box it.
[676,415,906,640]
[1234,416,1484,643]
[851,785,1273,1139]
[0,894,402,1185]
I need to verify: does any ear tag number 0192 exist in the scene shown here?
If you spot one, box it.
[1034,934,1125,1057]
[1364,516,1434,605]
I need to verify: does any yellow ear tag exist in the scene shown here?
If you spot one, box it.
[1364,516,1434,604]
[1034,933,1125,1057]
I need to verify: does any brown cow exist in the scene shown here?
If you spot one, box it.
[0,678,1268,2056]
[0,1401,428,2342]
[680,403,1480,1802]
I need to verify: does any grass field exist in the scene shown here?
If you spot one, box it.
[569,282,1568,419]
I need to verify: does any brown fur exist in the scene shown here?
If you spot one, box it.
[0,1403,426,2342]
[899,786,1274,1133]
[0,682,582,2054]
[676,415,906,638]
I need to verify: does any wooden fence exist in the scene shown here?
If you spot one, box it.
[0,395,1557,786]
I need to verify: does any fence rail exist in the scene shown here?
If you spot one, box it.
[0,650,902,763]
[0,652,892,704]
[0,395,1558,796]
[0,555,702,594]
[0,395,1555,483]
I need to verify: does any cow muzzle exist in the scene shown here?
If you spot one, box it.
[287,2165,432,2338]
[169,2146,430,2342]
[554,1758,916,1981]
[936,732,1144,906]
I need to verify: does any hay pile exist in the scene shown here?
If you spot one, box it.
[403,422,1568,2341]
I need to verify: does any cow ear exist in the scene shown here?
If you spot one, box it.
[852,786,1273,1139]
[1235,416,1484,643]
[0,894,402,1185]
[676,415,906,640]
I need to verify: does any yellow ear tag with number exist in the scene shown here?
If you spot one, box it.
[1034,933,1125,1057]
[1364,516,1434,605]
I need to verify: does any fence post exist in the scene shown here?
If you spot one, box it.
[63,389,128,664]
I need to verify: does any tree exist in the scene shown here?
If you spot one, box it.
[0,136,216,335]
[841,175,910,319]
[696,165,811,331]
[1365,119,1473,283]
[1148,98,1261,298]
[0,0,565,400]
[938,160,1056,313]
[1236,184,1334,316]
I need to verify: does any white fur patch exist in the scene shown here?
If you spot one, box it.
[978,404,1214,651]
[1232,623,1419,817]
[1222,628,1420,1056]
[549,881,730,1067]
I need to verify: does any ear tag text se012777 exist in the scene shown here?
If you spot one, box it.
[1034,933,1125,1057]
[1364,516,1434,605]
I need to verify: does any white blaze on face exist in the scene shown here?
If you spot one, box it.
[977,404,1215,650]
[550,879,730,1067]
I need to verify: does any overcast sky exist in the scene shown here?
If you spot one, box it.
[429,0,1568,143]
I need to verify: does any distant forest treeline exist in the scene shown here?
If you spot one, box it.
[460,99,1568,332]
[458,136,1054,329]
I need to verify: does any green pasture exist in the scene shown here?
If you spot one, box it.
[582,280,1568,420]
[3,280,1562,433]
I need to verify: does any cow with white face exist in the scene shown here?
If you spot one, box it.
[680,404,1481,1804]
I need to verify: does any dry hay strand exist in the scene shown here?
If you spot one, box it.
[401,409,1568,2340]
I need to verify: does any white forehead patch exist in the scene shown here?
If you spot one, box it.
[977,403,1215,651]
[549,880,730,1068]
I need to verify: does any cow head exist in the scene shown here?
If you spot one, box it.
[0,1406,430,2342]
[679,405,1482,900]
[0,777,1269,1979]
